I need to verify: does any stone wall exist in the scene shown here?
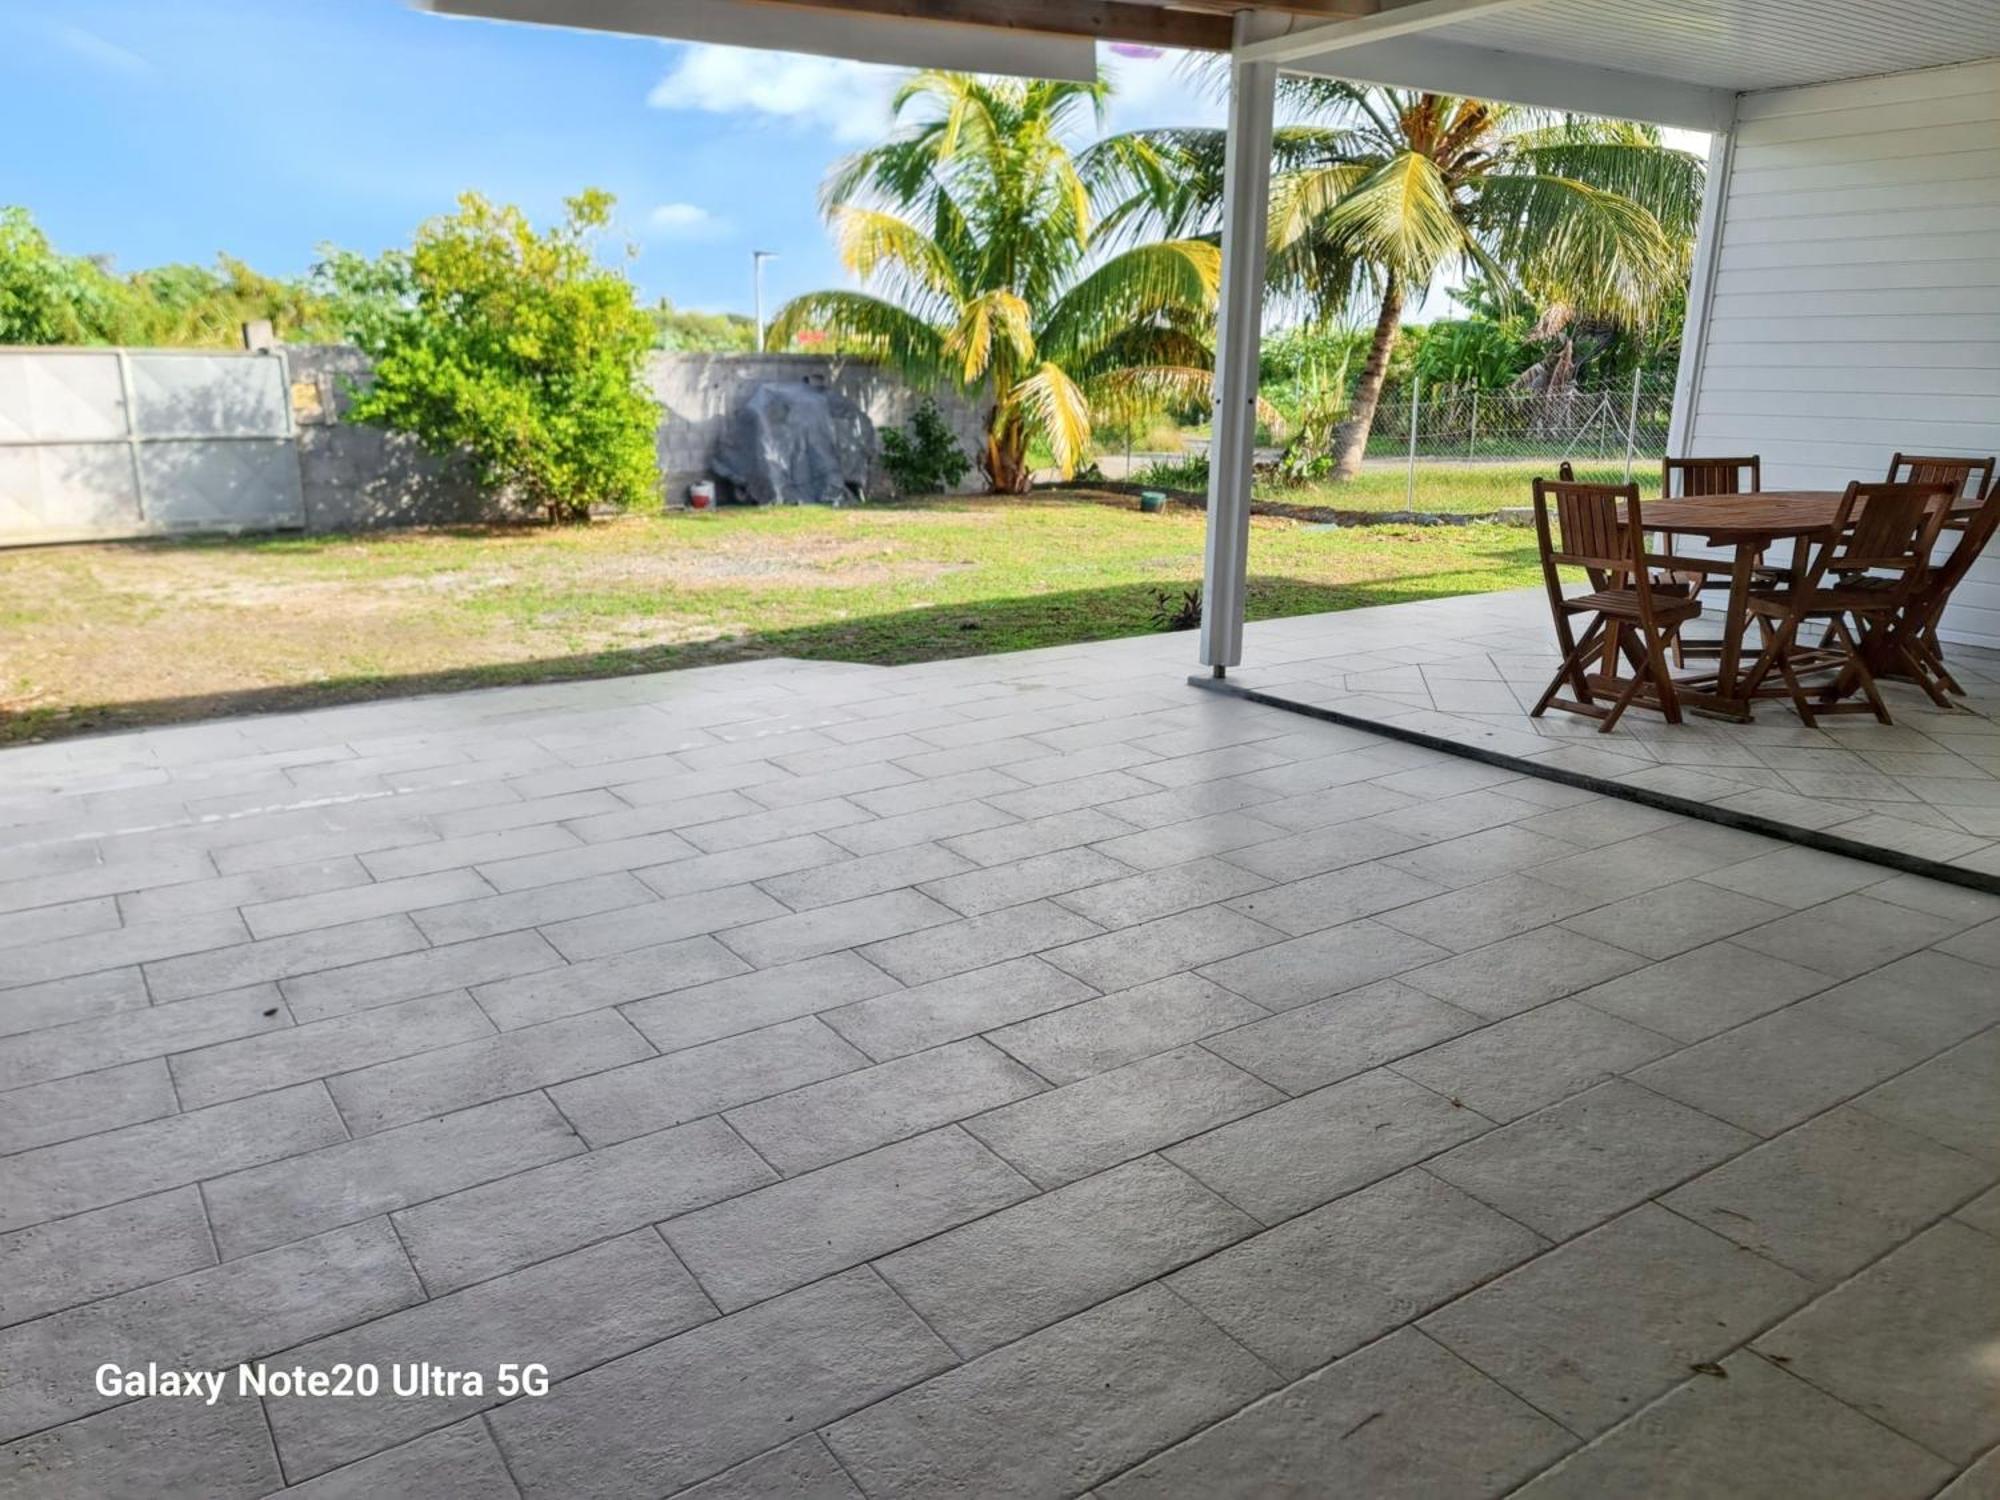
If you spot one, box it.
[288,347,986,530]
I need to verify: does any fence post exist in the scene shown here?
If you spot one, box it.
[114,349,144,525]
[1622,367,1643,481]
[1467,387,1478,460]
[1405,375,1421,509]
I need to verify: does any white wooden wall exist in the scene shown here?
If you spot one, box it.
[1681,57,2000,647]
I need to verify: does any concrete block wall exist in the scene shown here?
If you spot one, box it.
[650,352,987,507]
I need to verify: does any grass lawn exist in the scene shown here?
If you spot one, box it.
[0,490,1541,743]
[1274,458,1645,516]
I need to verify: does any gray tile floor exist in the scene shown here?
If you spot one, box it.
[0,616,1995,1498]
[1228,587,2000,883]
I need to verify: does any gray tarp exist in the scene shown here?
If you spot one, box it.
[711,382,876,505]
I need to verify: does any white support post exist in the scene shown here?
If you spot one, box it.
[1198,21,1277,676]
[1667,123,1737,458]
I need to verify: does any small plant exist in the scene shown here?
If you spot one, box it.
[1151,585,1202,632]
[881,398,972,496]
[1132,451,1209,491]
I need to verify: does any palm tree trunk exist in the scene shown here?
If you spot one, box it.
[1330,274,1404,481]
[984,404,1032,494]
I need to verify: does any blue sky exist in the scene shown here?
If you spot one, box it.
[0,0,1222,318]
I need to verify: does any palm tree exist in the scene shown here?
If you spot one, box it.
[1094,84,1702,478]
[769,71,1225,493]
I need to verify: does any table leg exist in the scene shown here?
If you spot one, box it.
[1715,543,1757,711]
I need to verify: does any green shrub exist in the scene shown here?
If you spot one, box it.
[881,398,971,496]
[320,190,659,524]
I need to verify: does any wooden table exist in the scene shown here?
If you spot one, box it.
[1642,490,1979,719]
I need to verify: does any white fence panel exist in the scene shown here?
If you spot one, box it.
[0,348,302,544]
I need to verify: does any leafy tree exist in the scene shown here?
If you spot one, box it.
[319,190,659,523]
[769,72,1225,494]
[1097,87,1701,477]
[0,206,336,347]
[650,298,755,352]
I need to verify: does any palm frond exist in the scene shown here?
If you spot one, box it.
[943,289,1034,385]
[1318,149,1475,286]
[831,206,963,313]
[1038,239,1220,367]
[1010,361,1092,477]
[1472,172,1677,323]
[766,290,948,386]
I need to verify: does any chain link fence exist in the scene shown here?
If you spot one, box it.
[1336,371,1677,515]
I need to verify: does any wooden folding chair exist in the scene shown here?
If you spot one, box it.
[1887,452,1996,499]
[1738,480,1954,727]
[1656,456,1764,663]
[1881,473,2000,702]
[1530,477,1700,733]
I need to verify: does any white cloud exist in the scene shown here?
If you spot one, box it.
[648,202,729,240]
[649,45,902,146]
[52,24,152,76]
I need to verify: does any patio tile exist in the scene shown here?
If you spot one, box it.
[635,834,846,898]
[1632,1007,1930,1136]
[1730,893,1962,979]
[1168,1169,1544,1377]
[1511,799,1681,848]
[541,885,787,962]
[1218,819,1426,883]
[549,1017,863,1147]
[965,1045,1281,1188]
[330,1008,651,1136]
[1196,919,1449,1011]
[1849,1029,2000,1164]
[489,1268,954,1500]
[1098,1326,1572,1500]
[1376,823,1576,889]
[0,966,149,1041]
[1429,1079,1753,1240]
[675,1437,860,1500]
[1755,1220,2000,1463]
[1940,915,2000,968]
[875,1155,1257,1358]
[724,1038,1044,1174]
[858,900,1103,986]
[1202,979,1478,1094]
[1043,904,1280,992]
[919,845,1134,917]
[1561,879,1789,960]
[1698,845,1893,909]
[987,973,1266,1084]
[1375,875,1607,954]
[203,1091,582,1259]
[618,950,897,1052]
[1512,1349,1951,1500]
[0,1081,345,1233]
[268,1419,519,1500]
[819,955,1091,1060]
[264,1230,711,1481]
[282,931,566,1023]
[1056,857,1270,930]
[666,1129,1033,1312]
[1665,1106,1991,1283]
[0,1218,419,1441]
[1165,1067,1489,1223]
[1421,1204,1812,1437]
[823,1283,1278,1500]
[1222,861,1445,938]
[0,1386,282,1499]
[475,829,700,892]
[0,1187,214,1330]
[0,1057,179,1155]
[1798,950,2000,1051]
[393,1116,774,1295]
[1400,928,1648,1019]
[1574,939,1833,1043]
[717,888,955,969]
[1392,1000,1677,1123]
[1956,1183,2000,1237]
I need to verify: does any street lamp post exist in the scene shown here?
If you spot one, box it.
[752,250,778,352]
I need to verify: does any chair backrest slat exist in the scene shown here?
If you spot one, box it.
[1887,452,1996,501]
[1664,455,1760,499]
[1532,477,1646,575]
[1917,477,2000,608]
[1799,481,1954,601]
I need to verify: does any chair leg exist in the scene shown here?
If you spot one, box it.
[1596,655,1651,734]
[1831,615,1892,725]
[1640,624,1682,726]
[1533,617,1605,719]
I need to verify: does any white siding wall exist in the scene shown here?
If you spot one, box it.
[1683,57,2000,646]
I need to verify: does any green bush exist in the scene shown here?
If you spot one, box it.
[880,398,972,497]
[319,190,659,524]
